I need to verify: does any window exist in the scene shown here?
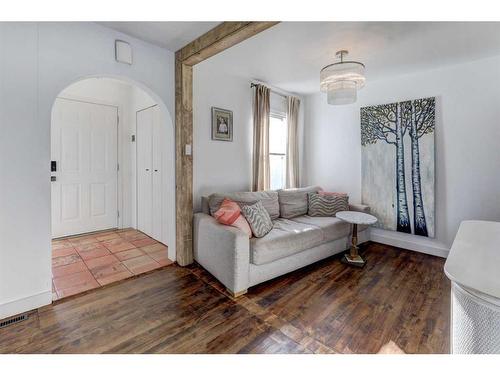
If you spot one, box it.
[269,113,287,190]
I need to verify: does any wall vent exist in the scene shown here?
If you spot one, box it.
[0,313,28,329]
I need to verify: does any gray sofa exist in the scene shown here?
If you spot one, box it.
[193,186,370,297]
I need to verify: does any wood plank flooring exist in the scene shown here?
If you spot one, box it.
[0,242,450,354]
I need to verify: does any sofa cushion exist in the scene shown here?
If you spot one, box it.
[250,218,324,265]
[201,196,210,214]
[307,192,349,217]
[277,185,322,219]
[241,201,273,238]
[290,215,351,242]
[208,190,280,219]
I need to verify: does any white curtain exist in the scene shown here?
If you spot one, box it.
[252,84,271,191]
[286,96,300,188]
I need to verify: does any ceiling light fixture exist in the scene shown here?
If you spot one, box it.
[320,50,365,105]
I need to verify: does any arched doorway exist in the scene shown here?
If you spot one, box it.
[49,76,175,300]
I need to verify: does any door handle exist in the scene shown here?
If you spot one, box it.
[51,160,57,172]
[51,176,57,182]
[154,169,158,172]
[146,168,150,171]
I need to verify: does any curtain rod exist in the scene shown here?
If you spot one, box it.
[250,83,288,99]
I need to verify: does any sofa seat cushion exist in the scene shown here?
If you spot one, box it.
[290,215,351,242]
[250,218,324,265]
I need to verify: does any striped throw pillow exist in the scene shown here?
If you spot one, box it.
[307,192,349,217]
[240,201,273,238]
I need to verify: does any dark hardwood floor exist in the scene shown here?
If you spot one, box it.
[0,242,450,354]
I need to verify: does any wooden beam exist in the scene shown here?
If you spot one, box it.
[178,22,279,66]
[175,55,193,266]
[175,22,279,266]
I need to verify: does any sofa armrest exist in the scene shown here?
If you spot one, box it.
[349,203,370,213]
[193,213,250,294]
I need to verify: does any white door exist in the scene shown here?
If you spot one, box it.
[137,105,162,240]
[137,107,153,236]
[51,98,118,238]
[151,107,163,240]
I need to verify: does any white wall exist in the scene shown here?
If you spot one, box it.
[0,22,175,319]
[303,99,362,202]
[304,55,500,256]
[193,63,254,212]
[193,61,306,212]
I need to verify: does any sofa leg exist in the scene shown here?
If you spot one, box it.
[227,288,247,298]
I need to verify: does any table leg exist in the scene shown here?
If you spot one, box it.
[343,223,366,267]
[350,223,358,258]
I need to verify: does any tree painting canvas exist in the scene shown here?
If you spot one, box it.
[361,97,435,237]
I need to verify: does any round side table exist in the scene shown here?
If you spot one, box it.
[336,211,377,267]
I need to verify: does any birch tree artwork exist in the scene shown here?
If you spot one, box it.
[361,97,435,237]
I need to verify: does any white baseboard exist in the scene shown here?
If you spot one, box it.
[0,290,52,320]
[370,228,450,258]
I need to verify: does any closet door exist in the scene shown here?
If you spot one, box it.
[151,106,162,240]
[136,108,153,237]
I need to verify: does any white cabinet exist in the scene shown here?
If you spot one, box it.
[136,105,162,240]
[444,220,500,353]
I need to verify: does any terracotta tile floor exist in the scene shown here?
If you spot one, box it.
[51,229,172,301]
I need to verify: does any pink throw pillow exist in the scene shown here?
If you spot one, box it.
[213,198,241,225]
[213,198,252,238]
[231,215,253,238]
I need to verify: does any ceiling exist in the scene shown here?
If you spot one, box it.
[98,22,220,51]
[195,22,500,94]
[99,22,500,95]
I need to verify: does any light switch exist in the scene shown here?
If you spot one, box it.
[185,144,192,156]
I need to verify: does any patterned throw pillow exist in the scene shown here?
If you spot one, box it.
[240,201,274,238]
[308,192,349,217]
[318,191,348,197]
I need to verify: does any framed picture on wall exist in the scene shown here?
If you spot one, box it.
[211,107,233,141]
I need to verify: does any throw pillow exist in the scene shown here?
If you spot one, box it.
[308,192,349,217]
[240,201,274,238]
[231,215,253,238]
[277,185,322,219]
[231,214,252,238]
[208,190,280,219]
[213,198,252,238]
[319,191,348,197]
[213,198,241,225]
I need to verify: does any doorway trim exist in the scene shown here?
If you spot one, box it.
[174,21,279,266]
[50,75,176,262]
